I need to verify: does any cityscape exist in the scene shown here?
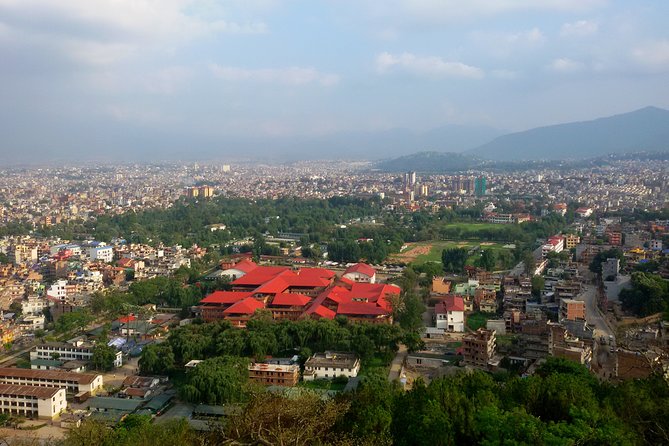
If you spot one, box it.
[1,1,669,445]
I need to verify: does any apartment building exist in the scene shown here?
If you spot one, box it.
[0,368,104,394]
[248,363,299,387]
[560,299,586,321]
[462,328,497,369]
[30,342,122,368]
[0,384,67,419]
[303,352,360,381]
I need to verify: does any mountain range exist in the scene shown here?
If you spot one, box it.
[468,106,669,161]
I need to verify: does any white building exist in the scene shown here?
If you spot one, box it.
[21,296,48,316]
[649,239,663,250]
[434,295,465,332]
[19,315,45,331]
[46,280,68,300]
[0,384,67,419]
[30,341,122,368]
[541,236,565,258]
[303,352,360,381]
[342,263,376,284]
[88,246,114,263]
[0,368,104,395]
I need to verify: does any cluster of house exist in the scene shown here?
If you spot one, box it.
[245,351,360,388]
[198,260,399,326]
[0,235,207,345]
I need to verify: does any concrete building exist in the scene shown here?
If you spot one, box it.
[30,342,122,368]
[434,295,465,332]
[462,329,497,369]
[248,363,299,387]
[0,368,104,394]
[21,296,48,316]
[0,384,67,419]
[564,234,580,249]
[303,352,360,381]
[88,246,114,263]
[560,299,586,321]
[342,263,376,283]
[602,258,620,280]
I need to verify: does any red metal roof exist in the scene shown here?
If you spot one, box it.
[435,295,465,313]
[344,263,376,277]
[306,304,336,319]
[270,293,312,307]
[337,302,388,316]
[223,297,265,315]
[229,259,258,274]
[200,291,251,304]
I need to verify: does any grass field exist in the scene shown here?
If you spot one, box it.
[442,222,504,231]
[466,312,496,331]
[411,240,509,266]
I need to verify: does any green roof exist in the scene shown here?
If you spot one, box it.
[30,359,64,367]
[88,397,143,412]
[144,391,175,413]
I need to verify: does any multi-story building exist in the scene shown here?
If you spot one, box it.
[0,368,104,395]
[541,236,565,257]
[0,384,67,419]
[548,324,592,368]
[248,363,299,387]
[462,328,496,369]
[30,341,122,368]
[564,234,580,249]
[434,295,465,332]
[88,246,114,263]
[560,299,586,321]
[9,245,38,264]
[303,352,360,381]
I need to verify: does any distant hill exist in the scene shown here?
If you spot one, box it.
[375,151,482,172]
[469,106,669,161]
[254,124,504,161]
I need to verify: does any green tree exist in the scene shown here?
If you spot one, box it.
[442,248,469,273]
[91,343,118,372]
[479,248,497,271]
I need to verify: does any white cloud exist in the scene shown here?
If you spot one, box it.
[364,0,607,24]
[560,20,599,37]
[376,52,484,79]
[632,40,669,71]
[0,0,267,67]
[209,64,340,86]
[549,57,586,73]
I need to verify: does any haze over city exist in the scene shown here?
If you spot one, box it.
[2,0,669,162]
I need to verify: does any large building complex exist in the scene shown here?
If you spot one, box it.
[199,261,398,326]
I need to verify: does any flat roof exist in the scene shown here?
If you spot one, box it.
[0,367,101,385]
[88,397,143,411]
[0,383,62,399]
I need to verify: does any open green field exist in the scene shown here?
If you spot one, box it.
[442,222,505,231]
[412,240,509,266]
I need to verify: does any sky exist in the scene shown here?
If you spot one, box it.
[1,0,669,161]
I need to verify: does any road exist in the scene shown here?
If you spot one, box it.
[575,283,614,339]
[387,344,407,382]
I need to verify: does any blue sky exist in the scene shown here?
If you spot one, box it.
[1,0,669,159]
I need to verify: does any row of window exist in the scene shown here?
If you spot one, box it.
[0,401,38,407]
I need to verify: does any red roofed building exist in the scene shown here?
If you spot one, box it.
[435,295,465,332]
[343,263,376,283]
[198,264,396,326]
[223,297,265,328]
[199,291,252,322]
[268,293,313,320]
